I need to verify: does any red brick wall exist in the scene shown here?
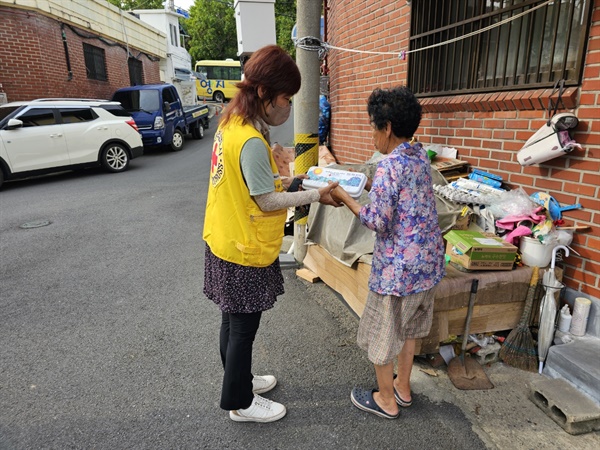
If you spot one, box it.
[0,6,160,102]
[327,1,600,299]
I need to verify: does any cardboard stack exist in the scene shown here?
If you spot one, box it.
[444,230,518,271]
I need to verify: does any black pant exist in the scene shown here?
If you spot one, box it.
[219,311,262,410]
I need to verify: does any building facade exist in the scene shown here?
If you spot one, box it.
[133,7,192,83]
[326,0,599,299]
[0,0,166,103]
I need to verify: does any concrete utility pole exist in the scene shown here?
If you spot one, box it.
[293,0,322,263]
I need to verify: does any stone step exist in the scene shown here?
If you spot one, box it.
[529,378,600,435]
[544,336,600,404]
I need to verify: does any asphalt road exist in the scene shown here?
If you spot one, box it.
[0,121,487,449]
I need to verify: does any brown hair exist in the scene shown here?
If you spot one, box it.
[220,45,301,127]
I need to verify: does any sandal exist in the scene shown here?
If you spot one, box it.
[392,374,413,407]
[393,389,413,408]
[350,387,400,419]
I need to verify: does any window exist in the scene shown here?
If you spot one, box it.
[199,66,242,80]
[230,67,242,80]
[83,43,108,81]
[170,24,178,47]
[0,106,19,122]
[408,0,593,97]
[99,104,131,117]
[112,90,160,112]
[163,87,178,104]
[18,108,57,127]
[128,57,143,86]
[174,67,193,81]
[59,108,97,124]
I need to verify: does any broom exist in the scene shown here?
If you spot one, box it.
[499,266,539,372]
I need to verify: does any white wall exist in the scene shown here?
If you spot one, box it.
[134,8,192,82]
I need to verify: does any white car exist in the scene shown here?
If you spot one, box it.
[0,99,144,189]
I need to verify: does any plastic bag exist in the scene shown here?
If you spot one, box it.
[318,95,331,144]
[487,187,538,219]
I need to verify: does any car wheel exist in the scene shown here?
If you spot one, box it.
[171,129,184,151]
[0,169,4,190]
[192,122,204,139]
[101,143,130,173]
[213,91,225,103]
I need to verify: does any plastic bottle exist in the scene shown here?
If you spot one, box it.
[558,304,572,333]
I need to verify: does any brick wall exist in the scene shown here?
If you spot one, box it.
[0,6,160,102]
[327,1,600,299]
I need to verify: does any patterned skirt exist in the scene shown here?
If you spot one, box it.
[203,243,284,314]
[357,287,436,365]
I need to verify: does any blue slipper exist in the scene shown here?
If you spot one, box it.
[392,374,413,407]
[350,387,400,419]
[394,389,413,407]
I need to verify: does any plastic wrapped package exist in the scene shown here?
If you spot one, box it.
[488,187,539,219]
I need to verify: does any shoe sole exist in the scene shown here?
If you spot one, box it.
[229,407,287,423]
[350,391,399,419]
[252,379,277,395]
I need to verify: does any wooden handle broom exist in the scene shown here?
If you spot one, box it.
[499,266,539,372]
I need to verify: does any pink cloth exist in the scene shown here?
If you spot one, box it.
[495,207,547,231]
[503,225,532,244]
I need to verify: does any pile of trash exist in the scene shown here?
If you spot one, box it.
[430,164,582,267]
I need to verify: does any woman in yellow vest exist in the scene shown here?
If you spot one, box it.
[203,45,339,423]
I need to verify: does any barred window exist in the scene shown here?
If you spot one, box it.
[408,0,593,97]
[83,43,107,81]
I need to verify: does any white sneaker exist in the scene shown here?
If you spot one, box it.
[252,375,277,394]
[229,395,287,423]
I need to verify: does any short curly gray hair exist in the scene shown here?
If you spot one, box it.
[367,87,422,139]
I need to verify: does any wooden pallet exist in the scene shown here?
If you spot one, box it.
[302,244,537,355]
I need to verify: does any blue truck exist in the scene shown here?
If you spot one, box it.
[111,84,210,151]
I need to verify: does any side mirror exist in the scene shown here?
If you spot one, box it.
[163,101,170,112]
[6,118,23,130]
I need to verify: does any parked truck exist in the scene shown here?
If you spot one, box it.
[111,84,209,151]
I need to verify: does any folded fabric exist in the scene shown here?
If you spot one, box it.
[503,225,532,244]
[495,207,547,231]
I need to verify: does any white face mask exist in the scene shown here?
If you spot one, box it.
[264,100,291,126]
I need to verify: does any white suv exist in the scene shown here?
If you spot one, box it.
[0,99,143,189]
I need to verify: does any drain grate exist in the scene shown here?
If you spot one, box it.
[20,219,51,229]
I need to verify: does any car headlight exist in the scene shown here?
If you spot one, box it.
[154,116,165,130]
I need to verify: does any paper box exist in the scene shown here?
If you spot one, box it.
[444,230,517,271]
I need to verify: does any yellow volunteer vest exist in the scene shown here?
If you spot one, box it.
[203,116,287,267]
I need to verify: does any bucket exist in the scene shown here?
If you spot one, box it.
[519,236,553,267]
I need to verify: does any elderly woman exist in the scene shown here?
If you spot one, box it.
[203,45,338,423]
[331,87,446,419]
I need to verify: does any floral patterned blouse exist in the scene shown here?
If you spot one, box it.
[359,142,446,297]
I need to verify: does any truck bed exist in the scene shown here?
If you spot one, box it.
[184,104,209,121]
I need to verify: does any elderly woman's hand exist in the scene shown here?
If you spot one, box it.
[317,182,342,207]
[331,186,362,217]
[330,185,351,204]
